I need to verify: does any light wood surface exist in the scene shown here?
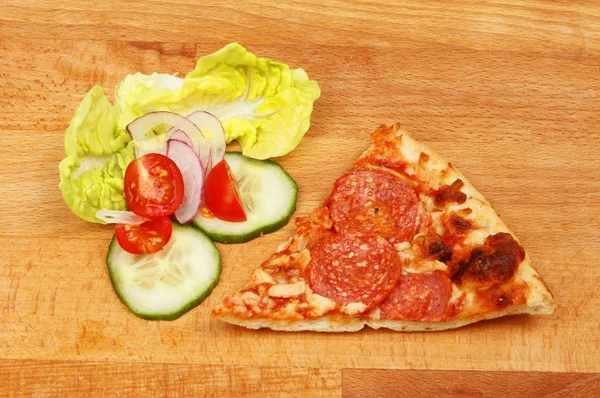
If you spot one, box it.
[342,369,600,397]
[1,0,599,396]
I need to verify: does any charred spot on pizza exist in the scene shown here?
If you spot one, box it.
[452,233,525,285]
[442,212,474,239]
[421,233,453,262]
[434,179,467,206]
[449,214,472,231]
[429,241,453,262]
[496,295,513,307]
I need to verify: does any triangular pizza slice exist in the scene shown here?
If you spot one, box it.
[212,124,555,332]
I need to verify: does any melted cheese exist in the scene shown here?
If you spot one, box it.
[267,280,306,298]
[404,260,448,274]
[306,290,336,317]
[277,237,293,252]
[342,302,368,315]
[290,249,311,271]
[251,269,276,285]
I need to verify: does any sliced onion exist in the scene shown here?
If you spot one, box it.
[126,111,201,142]
[127,111,214,173]
[166,139,204,224]
[186,111,226,171]
[197,144,213,175]
[169,129,193,147]
[96,209,146,225]
[133,134,169,157]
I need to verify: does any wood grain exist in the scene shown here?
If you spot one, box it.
[1,0,600,395]
[342,369,600,398]
[2,360,340,397]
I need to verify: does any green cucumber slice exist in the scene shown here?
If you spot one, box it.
[106,223,221,320]
[192,152,298,244]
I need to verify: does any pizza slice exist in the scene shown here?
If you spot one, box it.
[212,123,555,332]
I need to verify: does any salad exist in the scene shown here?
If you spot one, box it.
[58,44,320,320]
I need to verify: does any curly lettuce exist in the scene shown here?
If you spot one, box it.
[115,43,321,159]
[59,86,134,223]
[59,44,320,223]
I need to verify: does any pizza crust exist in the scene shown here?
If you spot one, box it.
[213,123,555,332]
[216,299,553,332]
[390,126,555,315]
[217,315,365,332]
[367,302,552,332]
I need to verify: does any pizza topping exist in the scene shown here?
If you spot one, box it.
[241,291,262,305]
[408,260,450,274]
[441,212,475,249]
[307,232,401,312]
[285,207,335,252]
[378,271,453,321]
[307,206,334,229]
[273,301,304,320]
[251,268,276,285]
[434,179,467,206]
[395,242,416,263]
[453,232,525,284]
[443,213,473,235]
[394,234,452,273]
[420,233,453,262]
[419,152,429,164]
[262,249,311,282]
[496,295,513,307]
[327,168,420,243]
[305,286,337,317]
[264,254,292,269]
[447,284,467,313]
[342,302,368,316]
[267,280,306,298]
[289,250,312,270]
[354,158,421,187]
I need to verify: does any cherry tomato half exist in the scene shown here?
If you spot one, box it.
[114,216,173,254]
[204,160,247,222]
[124,153,184,218]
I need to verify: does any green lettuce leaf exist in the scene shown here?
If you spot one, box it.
[59,44,320,224]
[115,43,320,159]
[59,86,133,223]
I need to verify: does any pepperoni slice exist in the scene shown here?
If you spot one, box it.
[327,168,420,244]
[307,232,401,310]
[379,271,453,322]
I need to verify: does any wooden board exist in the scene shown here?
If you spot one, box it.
[1,0,599,395]
[342,369,600,397]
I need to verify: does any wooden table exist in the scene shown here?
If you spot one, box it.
[1,1,599,396]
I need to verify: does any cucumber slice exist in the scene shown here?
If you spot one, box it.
[106,223,221,320]
[192,152,298,244]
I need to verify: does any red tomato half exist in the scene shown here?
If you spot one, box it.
[124,153,184,218]
[204,160,247,222]
[115,216,173,254]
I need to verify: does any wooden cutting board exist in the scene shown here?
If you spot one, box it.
[1,1,599,396]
